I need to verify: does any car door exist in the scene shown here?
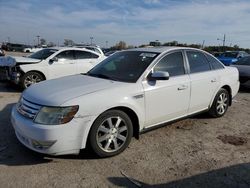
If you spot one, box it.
[142,51,191,127]
[48,50,76,79]
[186,50,220,114]
[74,50,100,74]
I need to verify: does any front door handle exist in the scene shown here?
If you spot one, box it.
[178,85,188,90]
[211,78,217,83]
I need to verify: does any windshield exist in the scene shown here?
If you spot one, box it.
[87,51,159,82]
[222,52,238,58]
[28,48,58,60]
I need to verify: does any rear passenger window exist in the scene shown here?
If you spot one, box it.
[75,50,99,59]
[187,51,211,73]
[154,52,185,77]
[206,54,224,70]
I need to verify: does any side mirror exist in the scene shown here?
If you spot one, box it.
[49,57,58,64]
[148,71,170,81]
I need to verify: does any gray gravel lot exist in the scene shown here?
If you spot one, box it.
[0,52,250,187]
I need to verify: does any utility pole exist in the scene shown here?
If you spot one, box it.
[105,41,108,48]
[217,34,226,52]
[90,37,93,45]
[223,34,226,47]
[201,40,205,49]
[36,35,40,47]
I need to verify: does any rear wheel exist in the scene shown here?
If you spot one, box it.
[89,110,133,157]
[209,88,229,118]
[20,72,44,89]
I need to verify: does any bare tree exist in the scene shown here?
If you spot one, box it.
[64,39,74,46]
[40,38,46,45]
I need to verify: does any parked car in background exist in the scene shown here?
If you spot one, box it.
[0,47,106,88]
[0,48,5,56]
[217,51,249,66]
[231,56,250,84]
[11,47,239,157]
[212,52,223,58]
[23,47,43,53]
[74,45,105,56]
[105,50,119,56]
[2,43,29,52]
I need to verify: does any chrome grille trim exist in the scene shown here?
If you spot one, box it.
[17,97,42,119]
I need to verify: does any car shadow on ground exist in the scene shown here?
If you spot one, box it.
[108,163,250,188]
[0,81,22,93]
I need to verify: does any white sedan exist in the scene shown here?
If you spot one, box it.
[23,47,43,53]
[11,47,239,157]
[5,47,106,88]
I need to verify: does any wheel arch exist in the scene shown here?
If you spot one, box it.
[103,106,140,139]
[88,106,140,140]
[24,70,46,80]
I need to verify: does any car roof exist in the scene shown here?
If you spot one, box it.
[46,47,101,55]
[125,46,203,53]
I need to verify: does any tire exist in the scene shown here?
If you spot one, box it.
[209,88,230,118]
[20,72,44,89]
[89,110,133,157]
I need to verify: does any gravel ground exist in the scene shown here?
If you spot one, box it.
[0,52,250,187]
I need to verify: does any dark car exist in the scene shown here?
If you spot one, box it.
[231,56,250,84]
[217,51,249,66]
[3,43,28,52]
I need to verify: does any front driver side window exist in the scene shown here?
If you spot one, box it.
[153,51,185,77]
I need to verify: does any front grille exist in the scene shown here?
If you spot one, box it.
[17,97,42,119]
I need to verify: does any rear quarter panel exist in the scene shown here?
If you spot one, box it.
[219,66,239,98]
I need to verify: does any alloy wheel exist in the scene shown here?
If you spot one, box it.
[216,92,228,115]
[24,74,42,88]
[96,116,128,153]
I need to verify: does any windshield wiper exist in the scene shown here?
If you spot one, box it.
[84,73,118,81]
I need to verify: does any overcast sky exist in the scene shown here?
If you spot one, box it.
[0,0,250,48]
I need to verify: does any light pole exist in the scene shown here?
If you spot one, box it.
[90,37,93,45]
[105,41,108,48]
[217,34,226,51]
[36,35,40,47]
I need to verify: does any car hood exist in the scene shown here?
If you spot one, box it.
[13,56,41,64]
[23,74,120,106]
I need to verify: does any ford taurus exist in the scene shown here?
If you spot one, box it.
[11,47,239,157]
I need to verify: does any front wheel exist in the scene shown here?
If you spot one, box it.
[209,88,230,118]
[89,110,133,157]
[20,72,44,89]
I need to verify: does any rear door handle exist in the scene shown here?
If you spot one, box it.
[178,85,188,90]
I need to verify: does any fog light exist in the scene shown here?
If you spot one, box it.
[31,140,56,149]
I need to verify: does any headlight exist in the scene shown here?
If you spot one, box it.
[34,105,79,125]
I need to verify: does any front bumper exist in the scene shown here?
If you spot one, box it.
[11,105,92,155]
[0,66,20,84]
